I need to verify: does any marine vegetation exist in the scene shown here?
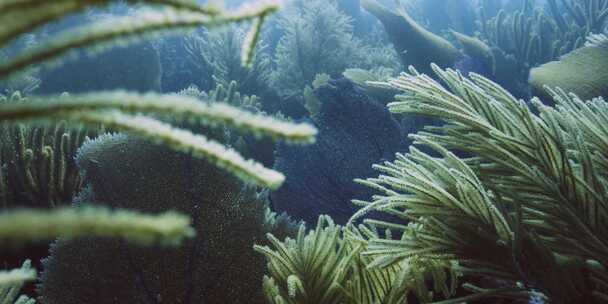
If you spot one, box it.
[260,64,608,303]
[270,0,398,99]
[0,0,315,301]
[0,260,35,304]
[0,0,317,189]
[3,0,608,303]
[472,0,608,98]
[184,24,273,97]
[0,92,99,209]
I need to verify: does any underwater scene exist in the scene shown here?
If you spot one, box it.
[0,0,607,303]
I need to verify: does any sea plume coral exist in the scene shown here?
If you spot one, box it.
[353,64,608,303]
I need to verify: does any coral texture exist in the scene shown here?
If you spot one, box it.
[272,78,404,225]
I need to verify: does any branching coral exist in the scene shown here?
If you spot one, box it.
[0,0,314,189]
[547,0,608,39]
[473,0,608,99]
[255,215,458,303]
[0,261,35,304]
[184,25,272,95]
[355,64,608,303]
[270,0,389,98]
[0,92,99,209]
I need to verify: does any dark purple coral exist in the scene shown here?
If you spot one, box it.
[271,77,405,225]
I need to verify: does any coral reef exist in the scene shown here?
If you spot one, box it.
[184,25,272,97]
[269,0,399,100]
[0,93,98,209]
[546,0,608,43]
[0,2,309,301]
[271,77,404,225]
[270,0,366,98]
[349,64,608,303]
[39,133,298,304]
[472,0,608,98]
[529,33,608,102]
[176,81,275,167]
[361,0,461,76]
[255,215,458,303]
[0,260,35,304]
[0,0,310,189]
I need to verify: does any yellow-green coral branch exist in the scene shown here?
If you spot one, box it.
[0,0,223,48]
[0,3,279,79]
[0,91,316,143]
[76,111,286,189]
[0,205,195,246]
[0,265,36,287]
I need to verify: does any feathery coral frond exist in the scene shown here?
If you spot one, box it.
[0,260,35,304]
[0,92,316,188]
[0,91,316,143]
[0,205,195,246]
[0,263,35,287]
[0,3,279,79]
[355,64,608,302]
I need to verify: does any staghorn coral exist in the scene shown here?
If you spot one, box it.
[352,64,608,303]
[529,33,608,102]
[39,133,299,304]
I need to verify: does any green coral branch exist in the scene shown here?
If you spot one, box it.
[0,0,222,50]
[358,63,608,302]
[0,91,316,143]
[76,110,286,189]
[0,265,35,288]
[0,261,35,304]
[0,205,195,246]
[0,3,279,79]
[256,216,458,303]
[0,91,316,188]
